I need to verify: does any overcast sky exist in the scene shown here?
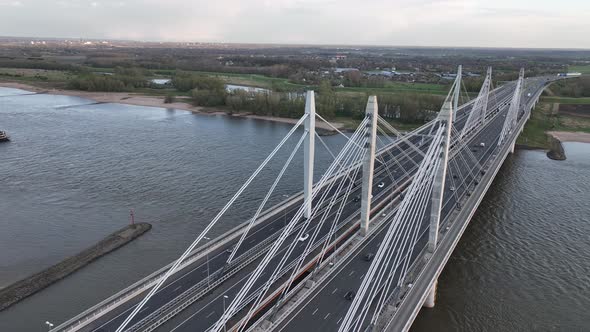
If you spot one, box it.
[1,0,589,48]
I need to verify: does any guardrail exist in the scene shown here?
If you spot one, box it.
[381,81,547,332]
[52,81,509,332]
[51,193,304,332]
[129,163,419,332]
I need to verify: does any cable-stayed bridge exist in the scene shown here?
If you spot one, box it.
[51,68,564,332]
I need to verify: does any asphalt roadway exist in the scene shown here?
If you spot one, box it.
[155,82,518,332]
[64,78,532,332]
[274,77,551,332]
[84,113,432,332]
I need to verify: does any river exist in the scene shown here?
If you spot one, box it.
[0,87,588,331]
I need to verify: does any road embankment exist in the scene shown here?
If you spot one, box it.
[0,222,151,311]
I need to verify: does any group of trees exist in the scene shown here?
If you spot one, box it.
[219,79,443,124]
[67,66,150,92]
[549,76,590,97]
[171,72,228,107]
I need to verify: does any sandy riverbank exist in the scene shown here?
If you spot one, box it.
[0,82,344,131]
[547,131,590,143]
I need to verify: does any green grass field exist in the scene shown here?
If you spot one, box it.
[518,101,590,148]
[540,96,590,104]
[567,64,590,74]
[88,66,451,95]
[0,68,73,82]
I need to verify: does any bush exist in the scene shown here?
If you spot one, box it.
[164,93,175,104]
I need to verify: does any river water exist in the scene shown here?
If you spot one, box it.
[0,87,588,331]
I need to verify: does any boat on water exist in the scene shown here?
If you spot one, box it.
[0,131,10,142]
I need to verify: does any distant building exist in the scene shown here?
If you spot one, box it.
[558,72,582,77]
[334,67,359,73]
[366,70,394,77]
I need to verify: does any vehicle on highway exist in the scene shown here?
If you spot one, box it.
[226,245,236,254]
[353,195,360,202]
[480,142,486,147]
[363,253,375,261]
[450,186,455,191]
[377,182,385,188]
[298,233,309,242]
[344,290,356,301]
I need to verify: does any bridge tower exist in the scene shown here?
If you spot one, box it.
[303,91,316,219]
[423,101,453,308]
[360,96,378,236]
[499,68,525,152]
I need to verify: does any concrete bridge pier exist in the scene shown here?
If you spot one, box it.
[423,280,437,308]
[510,141,515,154]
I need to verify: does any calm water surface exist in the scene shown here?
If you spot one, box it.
[0,88,589,331]
[413,142,590,331]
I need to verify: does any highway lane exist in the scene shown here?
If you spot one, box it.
[275,79,547,332]
[160,83,517,332]
[65,79,517,332]
[155,134,435,332]
[90,123,432,332]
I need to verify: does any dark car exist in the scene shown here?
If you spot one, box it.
[353,195,360,202]
[363,253,375,262]
[344,290,356,301]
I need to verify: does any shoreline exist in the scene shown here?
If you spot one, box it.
[546,131,590,160]
[547,131,590,144]
[0,81,344,131]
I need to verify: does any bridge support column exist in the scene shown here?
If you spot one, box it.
[360,96,378,236]
[428,101,453,253]
[423,280,438,308]
[510,141,515,154]
[303,91,316,219]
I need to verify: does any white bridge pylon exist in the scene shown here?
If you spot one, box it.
[499,68,525,146]
[116,81,461,332]
[462,66,493,139]
[338,104,452,332]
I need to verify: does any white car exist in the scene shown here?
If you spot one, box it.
[298,233,309,242]
[479,142,485,147]
[377,182,385,188]
[450,186,456,191]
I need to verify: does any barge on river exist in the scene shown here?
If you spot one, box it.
[0,131,10,142]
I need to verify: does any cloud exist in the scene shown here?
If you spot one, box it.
[0,0,588,48]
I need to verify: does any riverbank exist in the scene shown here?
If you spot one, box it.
[545,131,590,160]
[0,222,151,312]
[0,82,345,131]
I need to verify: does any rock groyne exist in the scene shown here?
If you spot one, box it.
[0,222,151,311]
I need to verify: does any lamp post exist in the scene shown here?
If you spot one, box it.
[223,295,229,332]
[45,321,54,331]
[204,236,211,287]
[282,194,290,227]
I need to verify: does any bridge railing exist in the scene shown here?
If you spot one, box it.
[380,81,547,332]
[51,193,304,332]
[53,81,515,332]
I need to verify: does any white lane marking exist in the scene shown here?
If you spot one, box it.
[331,288,338,294]
[93,142,424,331]
[348,270,355,276]
[312,308,318,315]
[173,285,182,292]
[359,274,365,280]
[324,313,331,320]
[206,311,216,318]
[337,316,343,325]
[139,306,149,313]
